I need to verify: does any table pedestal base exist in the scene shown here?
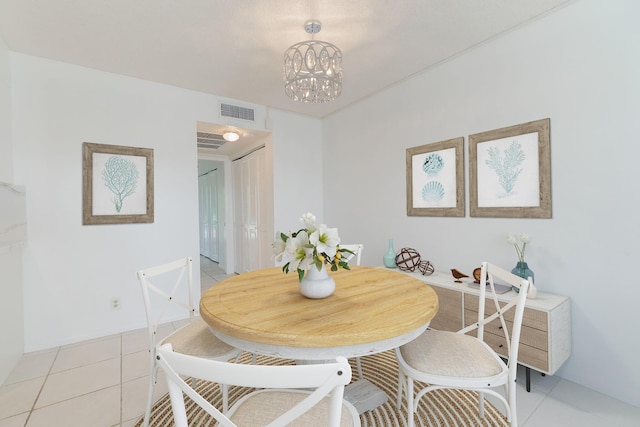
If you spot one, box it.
[344,379,389,414]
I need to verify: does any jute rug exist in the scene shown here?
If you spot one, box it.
[135,350,509,426]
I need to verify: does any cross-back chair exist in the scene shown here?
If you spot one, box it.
[157,343,361,427]
[395,261,530,427]
[339,243,363,266]
[136,256,243,427]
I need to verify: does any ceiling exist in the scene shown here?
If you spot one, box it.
[0,1,570,156]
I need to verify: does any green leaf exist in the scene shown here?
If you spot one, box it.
[297,268,305,282]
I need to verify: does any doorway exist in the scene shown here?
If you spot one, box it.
[196,121,274,274]
[198,161,223,263]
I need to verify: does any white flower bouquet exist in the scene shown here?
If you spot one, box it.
[273,213,354,281]
[507,233,530,263]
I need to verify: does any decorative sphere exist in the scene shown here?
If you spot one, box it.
[419,260,435,276]
[395,248,421,272]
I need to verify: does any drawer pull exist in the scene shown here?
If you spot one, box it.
[499,344,504,348]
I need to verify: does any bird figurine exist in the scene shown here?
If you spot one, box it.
[450,268,469,283]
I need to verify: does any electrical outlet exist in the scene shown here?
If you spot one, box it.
[111,297,121,311]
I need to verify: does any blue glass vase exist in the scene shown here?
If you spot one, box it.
[511,261,534,293]
[383,239,397,268]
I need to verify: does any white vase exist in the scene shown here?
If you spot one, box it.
[299,264,335,299]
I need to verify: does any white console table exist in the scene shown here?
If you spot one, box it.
[401,269,571,392]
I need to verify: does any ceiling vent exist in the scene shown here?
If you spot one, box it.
[220,103,255,122]
[197,132,226,150]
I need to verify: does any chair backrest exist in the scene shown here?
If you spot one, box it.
[157,343,353,427]
[136,257,195,352]
[459,262,530,380]
[339,244,363,265]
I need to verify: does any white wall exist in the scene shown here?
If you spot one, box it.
[270,108,324,232]
[0,34,24,385]
[8,52,321,355]
[10,53,206,350]
[323,0,640,407]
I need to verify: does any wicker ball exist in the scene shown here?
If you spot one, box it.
[418,260,435,276]
[395,248,421,272]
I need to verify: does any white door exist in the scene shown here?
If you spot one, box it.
[232,147,273,274]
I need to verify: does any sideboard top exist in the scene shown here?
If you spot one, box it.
[399,269,569,311]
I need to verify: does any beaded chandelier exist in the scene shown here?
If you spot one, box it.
[283,20,343,103]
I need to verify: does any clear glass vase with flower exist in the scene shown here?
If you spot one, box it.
[506,232,537,298]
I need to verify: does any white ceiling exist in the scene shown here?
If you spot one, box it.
[0,0,572,119]
[0,0,571,157]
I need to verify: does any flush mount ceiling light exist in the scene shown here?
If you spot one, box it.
[283,20,343,103]
[222,130,240,142]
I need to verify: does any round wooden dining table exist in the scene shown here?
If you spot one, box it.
[199,265,439,360]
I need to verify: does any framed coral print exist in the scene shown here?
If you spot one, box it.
[406,137,464,217]
[82,142,154,225]
[469,118,551,218]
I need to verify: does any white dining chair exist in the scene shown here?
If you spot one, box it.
[339,243,363,266]
[338,244,366,380]
[157,343,361,427]
[136,256,243,427]
[395,261,530,427]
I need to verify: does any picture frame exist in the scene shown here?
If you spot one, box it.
[469,118,551,218]
[82,142,154,225]
[406,137,464,217]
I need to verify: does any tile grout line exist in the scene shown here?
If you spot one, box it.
[22,346,61,426]
[12,260,217,426]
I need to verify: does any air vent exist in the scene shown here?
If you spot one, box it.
[197,132,226,150]
[220,103,255,121]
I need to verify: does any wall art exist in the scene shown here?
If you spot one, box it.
[406,137,464,217]
[469,118,551,218]
[82,142,154,225]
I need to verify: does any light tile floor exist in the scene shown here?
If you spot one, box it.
[1,256,639,426]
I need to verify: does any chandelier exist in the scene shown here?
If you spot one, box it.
[283,20,343,103]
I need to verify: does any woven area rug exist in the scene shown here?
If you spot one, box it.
[135,350,509,426]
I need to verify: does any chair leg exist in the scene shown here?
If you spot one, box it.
[508,381,518,426]
[396,371,403,409]
[142,371,156,427]
[356,357,364,380]
[221,383,229,414]
[478,391,485,419]
[407,376,415,427]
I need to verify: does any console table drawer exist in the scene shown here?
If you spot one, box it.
[482,332,550,372]
[464,309,549,352]
[465,294,548,332]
